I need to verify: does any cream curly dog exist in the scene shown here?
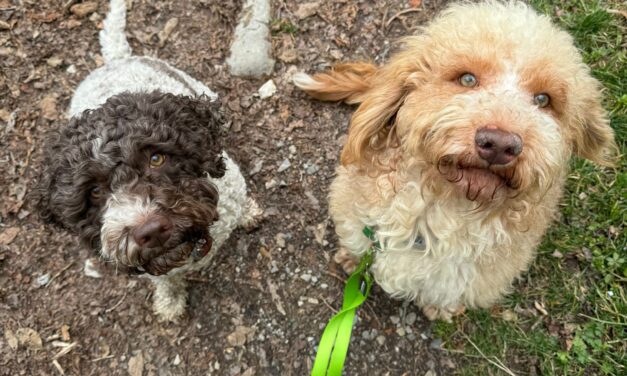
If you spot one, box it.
[33,0,260,321]
[295,1,616,321]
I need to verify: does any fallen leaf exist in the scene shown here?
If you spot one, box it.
[158,18,178,47]
[4,327,18,350]
[0,227,19,245]
[70,2,98,18]
[39,95,58,120]
[226,326,255,347]
[16,328,43,350]
[61,324,70,341]
[295,2,320,19]
[409,0,422,8]
[128,352,144,376]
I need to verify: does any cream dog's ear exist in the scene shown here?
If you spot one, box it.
[340,64,413,166]
[569,76,618,167]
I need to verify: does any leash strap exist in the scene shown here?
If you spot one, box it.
[311,227,379,376]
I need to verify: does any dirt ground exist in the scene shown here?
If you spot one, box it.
[0,1,467,375]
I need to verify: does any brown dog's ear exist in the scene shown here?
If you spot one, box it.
[340,64,411,166]
[570,78,618,167]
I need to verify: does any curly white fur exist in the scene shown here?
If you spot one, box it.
[69,0,258,321]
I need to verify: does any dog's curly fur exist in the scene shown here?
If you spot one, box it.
[30,0,261,321]
[295,1,617,321]
[32,92,226,275]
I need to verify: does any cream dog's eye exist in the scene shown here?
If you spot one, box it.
[149,153,166,168]
[459,73,478,88]
[533,93,551,108]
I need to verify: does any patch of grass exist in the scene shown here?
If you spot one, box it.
[271,18,298,36]
[438,1,626,375]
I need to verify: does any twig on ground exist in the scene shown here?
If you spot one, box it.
[461,333,518,376]
[105,291,127,313]
[385,8,422,29]
[45,262,74,287]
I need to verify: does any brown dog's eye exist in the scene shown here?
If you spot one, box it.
[90,186,103,199]
[533,93,550,108]
[458,73,478,88]
[149,153,166,168]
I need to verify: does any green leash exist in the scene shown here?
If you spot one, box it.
[311,227,379,376]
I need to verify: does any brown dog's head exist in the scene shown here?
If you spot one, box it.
[296,1,617,202]
[32,91,225,275]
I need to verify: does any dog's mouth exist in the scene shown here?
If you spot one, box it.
[437,156,519,201]
[131,234,213,276]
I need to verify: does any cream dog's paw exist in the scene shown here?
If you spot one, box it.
[333,248,360,274]
[421,304,466,322]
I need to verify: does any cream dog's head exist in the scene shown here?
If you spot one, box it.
[295,1,617,203]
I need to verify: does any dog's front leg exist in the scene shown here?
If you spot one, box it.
[239,197,263,231]
[150,274,188,321]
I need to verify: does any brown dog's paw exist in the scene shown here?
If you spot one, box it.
[333,248,360,274]
[421,304,466,322]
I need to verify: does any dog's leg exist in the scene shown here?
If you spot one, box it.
[151,274,188,321]
[333,247,360,274]
[239,197,263,231]
[421,304,466,322]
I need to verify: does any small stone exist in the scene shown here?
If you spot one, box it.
[258,79,277,99]
[551,250,563,258]
[429,338,443,349]
[84,258,103,278]
[66,64,77,74]
[70,2,98,18]
[396,327,406,337]
[405,312,417,325]
[250,159,263,175]
[307,297,319,305]
[277,159,291,172]
[36,274,50,287]
[305,163,319,175]
[46,56,63,67]
[300,273,311,282]
[390,316,400,325]
[265,179,278,189]
[376,335,385,346]
[424,370,437,376]
[275,233,287,248]
[578,192,587,200]
[173,354,181,366]
[288,145,297,154]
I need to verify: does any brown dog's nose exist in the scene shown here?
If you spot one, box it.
[133,216,173,248]
[475,128,523,165]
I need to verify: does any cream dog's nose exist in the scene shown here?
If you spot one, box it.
[475,127,523,165]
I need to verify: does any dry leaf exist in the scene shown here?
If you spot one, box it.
[0,227,19,245]
[128,352,144,376]
[158,18,178,47]
[70,2,98,18]
[61,324,70,341]
[4,327,18,350]
[410,0,422,8]
[39,95,58,120]
[295,2,320,19]
[16,328,43,350]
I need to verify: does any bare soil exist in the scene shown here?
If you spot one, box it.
[0,1,460,375]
